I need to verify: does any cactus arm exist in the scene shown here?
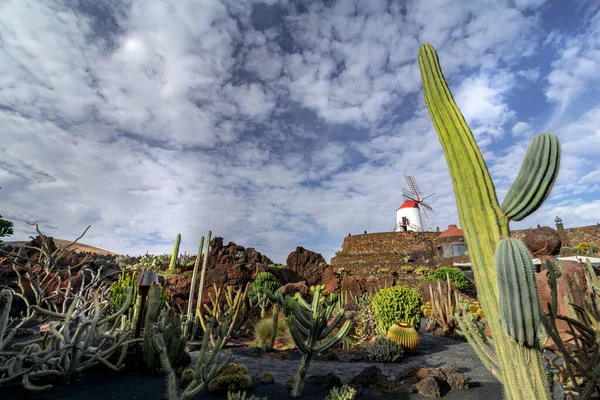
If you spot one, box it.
[500,133,561,221]
[313,320,351,352]
[418,43,551,400]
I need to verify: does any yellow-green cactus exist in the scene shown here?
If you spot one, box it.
[418,43,557,399]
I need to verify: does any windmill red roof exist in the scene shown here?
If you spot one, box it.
[438,224,464,238]
[397,200,419,210]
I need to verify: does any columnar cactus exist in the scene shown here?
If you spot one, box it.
[169,233,181,271]
[184,235,205,340]
[418,43,559,399]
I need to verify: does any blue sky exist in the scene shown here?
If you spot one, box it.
[1,0,599,263]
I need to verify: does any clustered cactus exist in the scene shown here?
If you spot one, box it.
[365,336,404,363]
[418,42,561,399]
[267,285,351,398]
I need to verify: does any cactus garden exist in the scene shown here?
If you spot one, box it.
[2,8,600,400]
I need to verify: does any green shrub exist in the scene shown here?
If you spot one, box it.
[413,266,433,276]
[248,272,281,302]
[110,270,139,315]
[372,285,422,335]
[419,266,469,291]
[325,384,357,400]
[365,337,404,363]
[109,269,169,315]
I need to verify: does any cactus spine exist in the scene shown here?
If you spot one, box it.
[418,43,554,399]
[169,233,181,271]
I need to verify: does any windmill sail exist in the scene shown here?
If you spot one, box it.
[396,175,436,231]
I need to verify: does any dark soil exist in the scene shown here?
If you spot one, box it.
[0,372,504,400]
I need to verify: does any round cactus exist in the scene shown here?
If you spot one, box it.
[386,322,419,353]
[423,308,433,318]
[468,303,480,313]
[180,368,195,386]
[477,308,485,319]
[260,372,275,384]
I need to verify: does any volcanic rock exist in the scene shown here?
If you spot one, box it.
[286,247,328,286]
[523,226,562,256]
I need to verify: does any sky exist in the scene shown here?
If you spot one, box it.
[1,0,600,264]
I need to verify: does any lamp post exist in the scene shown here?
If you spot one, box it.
[134,271,159,338]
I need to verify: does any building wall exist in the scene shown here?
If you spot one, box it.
[338,231,440,256]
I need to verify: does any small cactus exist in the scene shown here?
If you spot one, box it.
[181,368,195,386]
[386,322,419,353]
[260,372,275,384]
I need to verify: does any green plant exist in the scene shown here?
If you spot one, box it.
[387,322,420,352]
[260,372,275,384]
[208,363,252,393]
[348,293,377,346]
[181,368,195,386]
[248,272,281,303]
[542,259,600,399]
[413,266,433,276]
[325,384,357,400]
[153,317,232,400]
[428,274,461,335]
[227,391,267,400]
[234,251,247,261]
[253,308,285,351]
[267,285,351,397]
[143,284,186,372]
[372,285,422,335]
[365,337,404,363]
[335,251,346,257]
[418,43,560,399]
[0,188,13,244]
[169,234,181,270]
[183,234,207,341]
[401,265,415,273]
[198,283,250,346]
[109,269,139,316]
[420,267,470,292]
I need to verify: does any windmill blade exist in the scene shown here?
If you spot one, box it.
[406,175,423,198]
[421,201,435,212]
[402,188,418,201]
[422,207,433,231]
[420,192,436,202]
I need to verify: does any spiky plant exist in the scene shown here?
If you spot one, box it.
[169,234,181,271]
[418,43,561,399]
[267,285,351,397]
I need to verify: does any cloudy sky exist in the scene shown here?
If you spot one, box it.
[1,0,599,263]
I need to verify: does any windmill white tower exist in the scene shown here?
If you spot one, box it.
[394,175,435,232]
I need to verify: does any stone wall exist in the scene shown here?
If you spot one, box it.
[336,231,440,257]
[512,224,600,249]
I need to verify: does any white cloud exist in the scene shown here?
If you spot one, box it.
[545,8,600,111]
[1,0,598,264]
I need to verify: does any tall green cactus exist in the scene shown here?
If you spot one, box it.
[418,43,558,399]
[169,233,181,271]
[269,285,351,397]
[183,235,205,340]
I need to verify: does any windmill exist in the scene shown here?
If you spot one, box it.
[394,175,435,232]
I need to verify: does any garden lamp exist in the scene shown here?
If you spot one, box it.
[134,271,159,338]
